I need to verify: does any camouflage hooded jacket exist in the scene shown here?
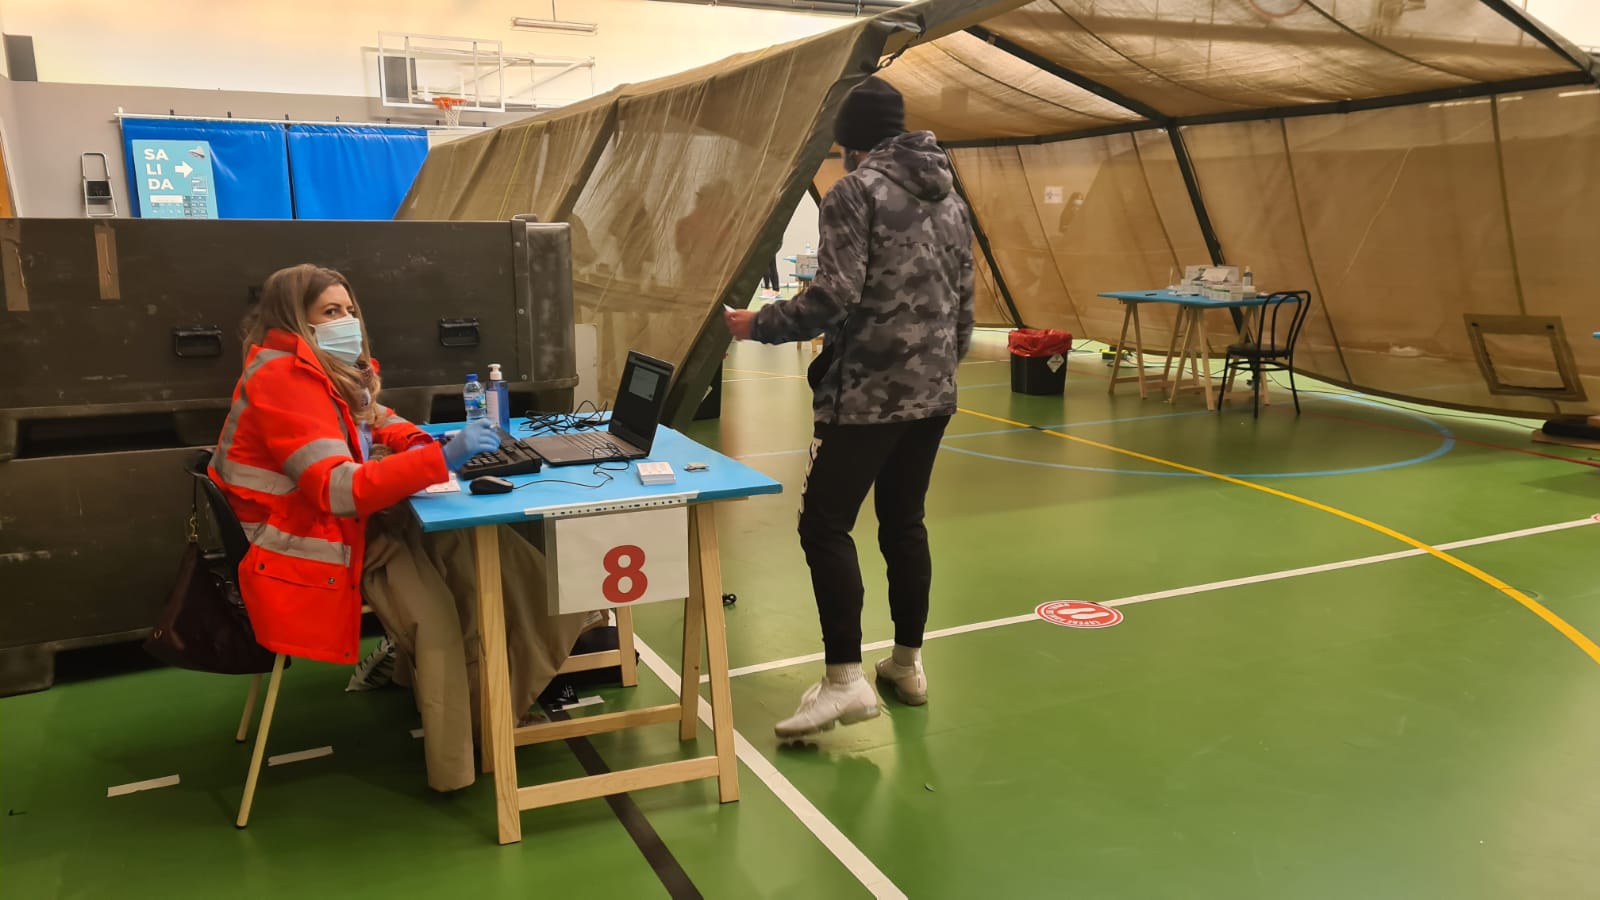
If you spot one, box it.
[752,131,975,425]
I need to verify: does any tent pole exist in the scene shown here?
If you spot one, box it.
[1476,0,1598,78]
[967,26,1161,120]
[943,73,1592,150]
[661,23,893,428]
[1168,129,1224,267]
[550,103,619,224]
[968,25,1230,317]
[1167,127,1239,334]
[945,153,1025,329]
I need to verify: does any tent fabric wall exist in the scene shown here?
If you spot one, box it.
[981,0,1577,118]
[892,31,1141,141]
[564,22,880,399]
[400,0,1600,420]
[400,16,901,404]
[287,125,428,220]
[398,101,615,222]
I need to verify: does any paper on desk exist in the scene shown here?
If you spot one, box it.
[423,474,460,494]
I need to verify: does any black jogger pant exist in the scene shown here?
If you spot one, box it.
[797,415,951,664]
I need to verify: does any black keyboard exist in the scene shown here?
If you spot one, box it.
[459,426,544,478]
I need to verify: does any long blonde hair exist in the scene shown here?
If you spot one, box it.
[242,264,383,426]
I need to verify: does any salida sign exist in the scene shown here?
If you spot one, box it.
[131,140,218,219]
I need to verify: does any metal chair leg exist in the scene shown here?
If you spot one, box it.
[1288,363,1301,415]
[1251,362,1262,419]
[236,653,286,829]
[235,674,263,743]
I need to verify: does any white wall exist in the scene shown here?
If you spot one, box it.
[1,0,842,101]
[1525,0,1600,46]
[0,0,10,75]
[1,0,831,262]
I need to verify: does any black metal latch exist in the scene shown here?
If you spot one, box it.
[172,325,224,359]
[438,318,481,348]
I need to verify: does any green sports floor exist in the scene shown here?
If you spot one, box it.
[6,327,1600,900]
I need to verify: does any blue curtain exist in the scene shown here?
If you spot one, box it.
[287,125,429,220]
[120,119,293,219]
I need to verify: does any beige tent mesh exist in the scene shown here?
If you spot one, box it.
[403,21,887,401]
[982,0,1574,118]
[891,31,1143,141]
[400,0,1600,421]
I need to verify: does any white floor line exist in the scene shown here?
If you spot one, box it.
[633,639,907,900]
[267,746,334,767]
[107,774,180,798]
[706,517,1597,682]
[559,696,605,710]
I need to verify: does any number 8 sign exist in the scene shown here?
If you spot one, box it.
[547,507,690,613]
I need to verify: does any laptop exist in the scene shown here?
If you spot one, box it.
[525,351,674,466]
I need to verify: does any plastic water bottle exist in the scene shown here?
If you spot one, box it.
[463,373,487,423]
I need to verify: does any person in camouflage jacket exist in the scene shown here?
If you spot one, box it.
[726,76,974,738]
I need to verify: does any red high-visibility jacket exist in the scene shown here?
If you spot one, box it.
[209,328,448,663]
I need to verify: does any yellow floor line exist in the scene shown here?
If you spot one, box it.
[957,406,1600,666]
[718,361,1599,664]
[723,366,806,380]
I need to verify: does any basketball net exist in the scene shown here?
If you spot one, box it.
[432,96,465,128]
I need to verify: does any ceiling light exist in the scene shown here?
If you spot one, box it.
[511,16,598,34]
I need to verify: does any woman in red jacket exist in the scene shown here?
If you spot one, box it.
[211,263,592,791]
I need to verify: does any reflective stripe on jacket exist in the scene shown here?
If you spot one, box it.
[209,328,448,663]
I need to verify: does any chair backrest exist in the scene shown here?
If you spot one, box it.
[186,449,252,574]
[1262,291,1313,358]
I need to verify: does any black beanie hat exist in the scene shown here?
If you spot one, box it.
[834,76,905,152]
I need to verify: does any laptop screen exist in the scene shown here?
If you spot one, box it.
[609,351,674,451]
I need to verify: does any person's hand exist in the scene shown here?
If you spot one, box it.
[442,418,499,470]
[725,307,756,341]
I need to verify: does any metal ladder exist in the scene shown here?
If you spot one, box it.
[82,152,117,217]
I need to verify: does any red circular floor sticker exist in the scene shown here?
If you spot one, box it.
[1036,600,1123,629]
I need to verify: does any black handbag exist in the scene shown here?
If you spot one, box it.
[143,484,280,675]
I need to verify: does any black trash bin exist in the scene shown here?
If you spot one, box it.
[1007,329,1072,395]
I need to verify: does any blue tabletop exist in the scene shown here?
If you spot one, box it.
[408,419,783,533]
[1099,289,1271,309]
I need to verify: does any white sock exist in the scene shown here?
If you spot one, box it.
[892,645,920,667]
[825,663,863,685]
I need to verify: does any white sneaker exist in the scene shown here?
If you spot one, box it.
[874,656,927,706]
[774,676,880,738]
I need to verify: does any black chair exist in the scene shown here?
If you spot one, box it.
[1219,291,1312,418]
[186,449,250,572]
[185,448,288,828]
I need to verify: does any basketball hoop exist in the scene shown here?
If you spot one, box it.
[432,96,466,127]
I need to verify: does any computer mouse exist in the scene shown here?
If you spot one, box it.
[469,476,515,495]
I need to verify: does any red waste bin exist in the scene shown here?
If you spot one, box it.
[1007,329,1073,395]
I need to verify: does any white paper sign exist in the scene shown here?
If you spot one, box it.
[1043,186,1064,204]
[546,506,690,613]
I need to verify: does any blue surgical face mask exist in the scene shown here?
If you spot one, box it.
[312,316,364,365]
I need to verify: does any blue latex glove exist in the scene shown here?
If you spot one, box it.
[441,419,499,471]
